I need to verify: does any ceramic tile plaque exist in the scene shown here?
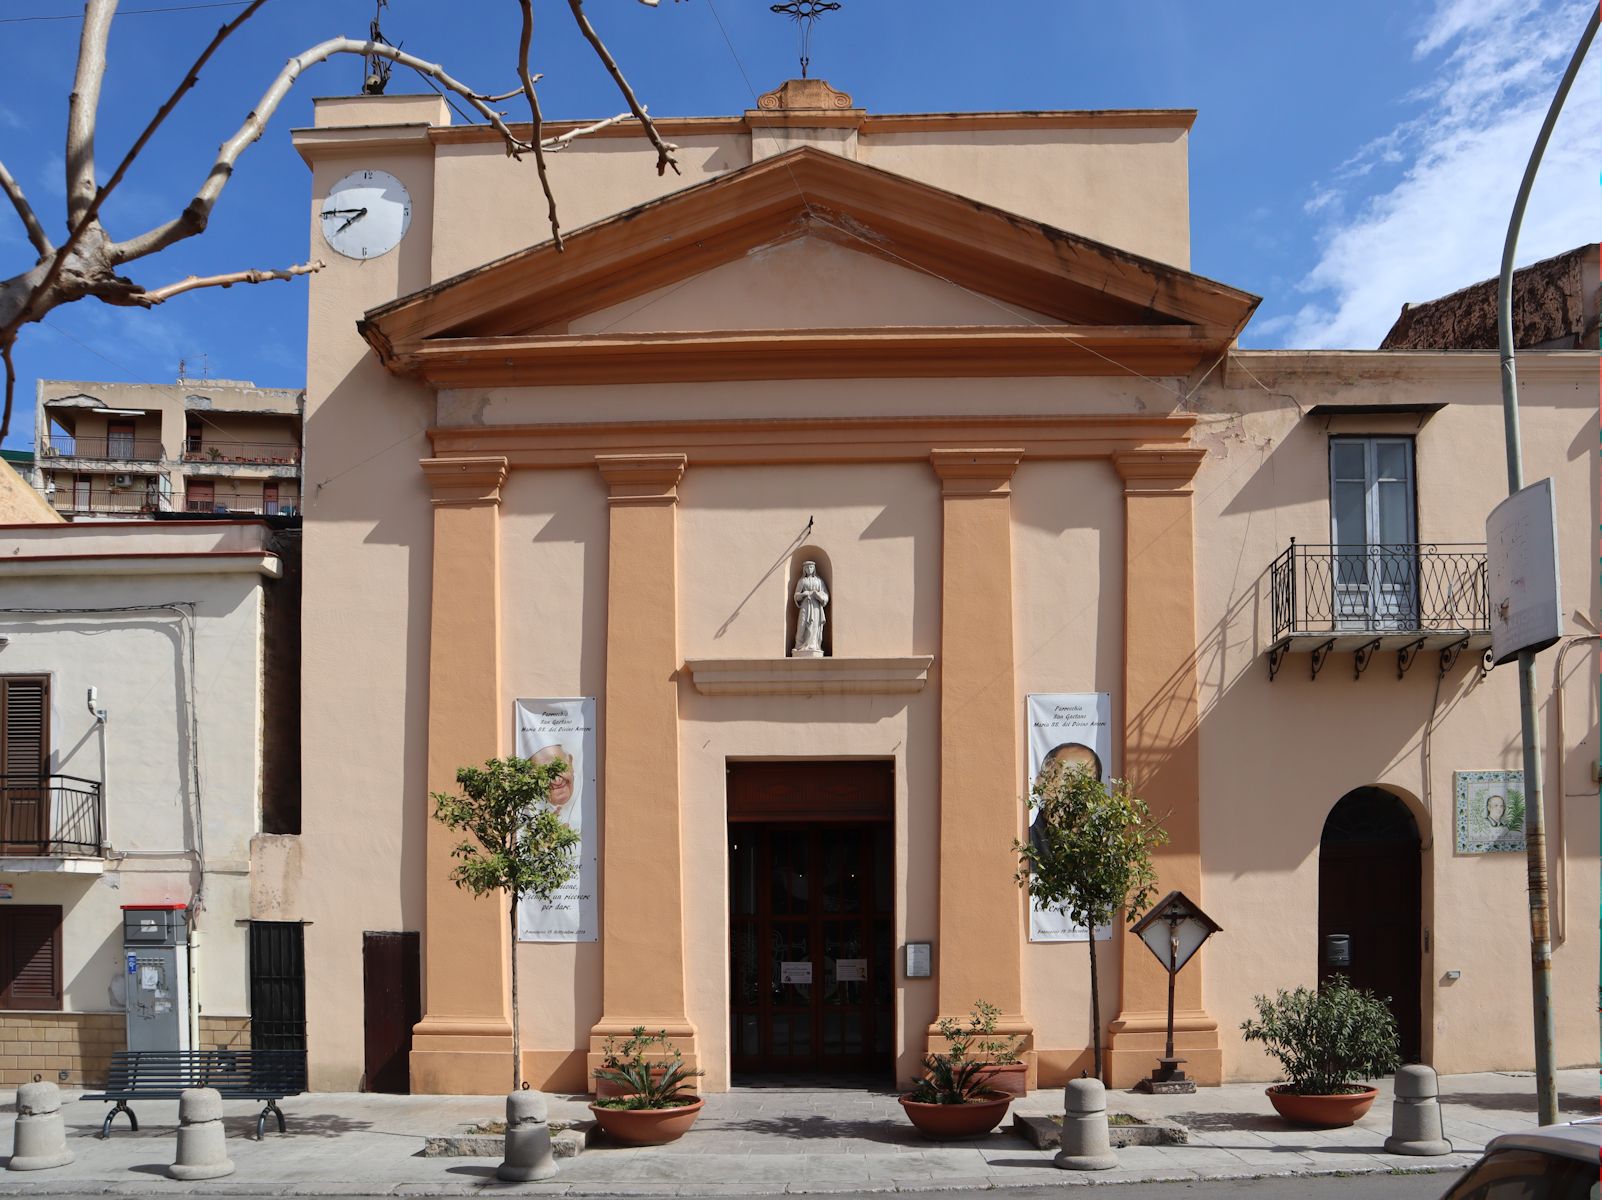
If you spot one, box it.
[1455,770,1527,854]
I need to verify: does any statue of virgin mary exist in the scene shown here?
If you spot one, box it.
[792,561,829,658]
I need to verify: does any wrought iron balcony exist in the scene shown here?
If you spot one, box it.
[181,440,301,466]
[1267,541,1491,681]
[0,775,103,858]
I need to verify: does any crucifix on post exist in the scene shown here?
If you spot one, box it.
[769,0,842,78]
[1129,890,1221,1094]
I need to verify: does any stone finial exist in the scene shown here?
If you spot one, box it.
[498,1089,559,1182]
[1055,1077,1118,1171]
[1384,1065,1452,1156]
[756,78,854,112]
[9,1081,71,1171]
[169,1087,235,1181]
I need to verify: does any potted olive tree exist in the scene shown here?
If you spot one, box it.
[1240,976,1401,1127]
[1014,764,1166,1081]
[432,756,581,1093]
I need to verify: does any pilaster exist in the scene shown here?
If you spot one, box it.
[1105,447,1220,1087]
[587,454,698,1082]
[411,455,515,1093]
[927,449,1035,1080]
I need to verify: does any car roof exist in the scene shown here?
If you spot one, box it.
[1485,1121,1602,1165]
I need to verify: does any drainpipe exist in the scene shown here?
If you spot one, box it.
[86,687,107,853]
[1494,5,1598,1130]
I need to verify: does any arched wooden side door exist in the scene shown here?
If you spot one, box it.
[1318,787,1422,1061]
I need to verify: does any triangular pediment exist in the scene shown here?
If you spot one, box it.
[360,146,1258,384]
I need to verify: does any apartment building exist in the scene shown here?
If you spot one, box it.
[33,377,303,520]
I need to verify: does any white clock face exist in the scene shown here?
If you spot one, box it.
[320,169,411,260]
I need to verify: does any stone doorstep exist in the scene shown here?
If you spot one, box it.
[421,1118,594,1159]
[1012,1112,1189,1150]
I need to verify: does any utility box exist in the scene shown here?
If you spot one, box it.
[122,905,191,1053]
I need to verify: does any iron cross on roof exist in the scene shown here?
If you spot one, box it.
[770,0,842,79]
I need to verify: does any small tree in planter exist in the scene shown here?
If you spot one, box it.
[433,756,580,1092]
[1239,975,1401,1126]
[1014,764,1167,1080]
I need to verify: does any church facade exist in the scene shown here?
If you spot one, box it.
[292,81,1598,1094]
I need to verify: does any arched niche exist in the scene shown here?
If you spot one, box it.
[784,545,834,658]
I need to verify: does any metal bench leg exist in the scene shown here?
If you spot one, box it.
[99,1101,137,1139]
[256,1100,286,1140]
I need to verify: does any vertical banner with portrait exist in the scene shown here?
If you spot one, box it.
[1026,693,1114,943]
[514,698,598,942]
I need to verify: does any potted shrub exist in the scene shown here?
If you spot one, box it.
[590,1057,706,1145]
[899,1050,1012,1141]
[594,1027,680,1099]
[1240,975,1402,1128]
[935,1001,1027,1097]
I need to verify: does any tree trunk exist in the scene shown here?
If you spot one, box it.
[508,899,522,1093]
[1088,933,1102,1081]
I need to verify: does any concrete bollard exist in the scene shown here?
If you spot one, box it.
[1384,1065,1451,1156]
[1054,1078,1118,1171]
[168,1088,234,1181]
[9,1081,72,1171]
[497,1090,558,1183]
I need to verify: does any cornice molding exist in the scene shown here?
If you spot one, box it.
[420,455,508,507]
[385,326,1231,387]
[428,414,1195,470]
[682,655,932,696]
[595,453,687,506]
[929,448,1025,498]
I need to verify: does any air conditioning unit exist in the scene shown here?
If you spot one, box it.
[112,473,134,488]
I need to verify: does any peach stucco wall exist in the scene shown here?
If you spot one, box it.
[295,92,1597,1092]
[1190,355,1598,1081]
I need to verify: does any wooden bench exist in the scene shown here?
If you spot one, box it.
[82,1049,307,1140]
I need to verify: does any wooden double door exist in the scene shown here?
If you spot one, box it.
[729,822,894,1078]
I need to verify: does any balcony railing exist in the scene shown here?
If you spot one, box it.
[1268,541,1491,680]
[52,491,161,516]
[178,489,298,516]
[42,436,162,462]
[181,441,301,466]
[0,775,103,856]
[1271,541,1490,639]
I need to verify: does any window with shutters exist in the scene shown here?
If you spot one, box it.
[0,677,49,853]
[0,906,62,1010]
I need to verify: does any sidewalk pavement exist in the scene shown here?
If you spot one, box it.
[0,1068,1591,1195]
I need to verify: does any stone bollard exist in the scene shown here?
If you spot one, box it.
[497,1090,558,1183]
[168,1088,234,1181]
[1054,1078,1118,1171]
[1384,1065,1451,1156]
[9,1081,72,1171]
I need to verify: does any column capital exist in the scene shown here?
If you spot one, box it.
[1112,448,1205,494]
[929,448,1024,497]
[596,453,687,506]
[420,456,508,507]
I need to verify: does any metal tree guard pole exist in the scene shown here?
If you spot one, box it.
[1495,3,1598,1130]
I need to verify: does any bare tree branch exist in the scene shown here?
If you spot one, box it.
[542,110,648,152]
[65,0,117,226]
[136,258,324,306]
[112,38,543,265]
[471,84,537,104]
[0,160,52,259]
[516,0,564,251]
[566,0,680,178]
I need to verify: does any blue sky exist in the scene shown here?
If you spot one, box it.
[0,0,1596,448]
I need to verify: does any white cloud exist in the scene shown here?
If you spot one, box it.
[1275,0,1600,349]
[0,106,24,131]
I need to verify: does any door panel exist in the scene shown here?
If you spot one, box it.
[362,931,421,1093]
[729,821,892,1077]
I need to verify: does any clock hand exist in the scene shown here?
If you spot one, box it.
[321,207,367,217]
[334,207,369,235]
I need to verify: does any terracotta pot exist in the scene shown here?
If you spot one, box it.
[899,1092,1012,1140]
[589,1097,704,1145]
[1265,1085,1379,1128]
[973,1062,1028,1097]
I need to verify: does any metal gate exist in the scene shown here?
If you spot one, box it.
[248,921,307,1052]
